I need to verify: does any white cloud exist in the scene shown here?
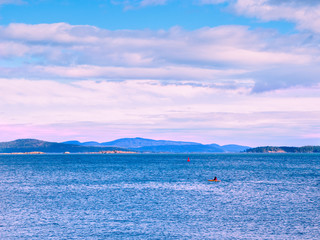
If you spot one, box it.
[1,23,101,43]
[140,0,167,7]
[235,0,320,33]
[111,0,168,9]
[0,3,318,145]
[200,0,320,33]
[0,41,28,57]
[0,23,319,144]
[200,0,228,4]
[30,65,246,81]
[0,78,319,145]
[0,23,319,92]
[0,0,24,5]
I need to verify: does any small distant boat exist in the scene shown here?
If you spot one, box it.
[208,179,221,182]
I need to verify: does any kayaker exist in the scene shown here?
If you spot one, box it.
[213,176,217,181]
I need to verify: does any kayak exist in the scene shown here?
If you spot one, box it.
[208,179,221,182]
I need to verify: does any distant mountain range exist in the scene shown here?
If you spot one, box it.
[62,137,250,153]
[2,138,319,154]
[246,146,320,153]
[0,137,250,154]
[62,138,201,148]
[0,139,131,154]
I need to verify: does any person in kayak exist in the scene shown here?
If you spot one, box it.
[213,176,218,181]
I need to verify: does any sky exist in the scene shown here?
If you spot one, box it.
[0,0,319,146]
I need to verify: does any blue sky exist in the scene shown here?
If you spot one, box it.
[1,0,295,32]
[0,0,319,146]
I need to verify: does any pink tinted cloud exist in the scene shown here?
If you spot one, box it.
[1,78,320,145]
[0,124,78,142]
[1,23,316,68]
[222,0,320,33]
[1,23,319,91]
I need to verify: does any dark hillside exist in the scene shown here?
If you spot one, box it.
[0,139,131,153]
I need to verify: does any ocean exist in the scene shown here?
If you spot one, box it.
[0,154,319,239]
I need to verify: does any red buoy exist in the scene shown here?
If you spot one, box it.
[187,157,190,162]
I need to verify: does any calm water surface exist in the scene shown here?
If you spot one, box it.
[0,154,319,239]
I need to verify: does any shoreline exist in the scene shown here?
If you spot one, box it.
[1,152,320,155]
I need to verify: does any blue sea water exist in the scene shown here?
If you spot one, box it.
[0,154,319,239]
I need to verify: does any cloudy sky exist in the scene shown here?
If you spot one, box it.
[0,0,319,146]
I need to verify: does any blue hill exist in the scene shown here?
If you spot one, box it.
[101,137,201,148]
[0,139,131,153]
[62,137,250,153]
